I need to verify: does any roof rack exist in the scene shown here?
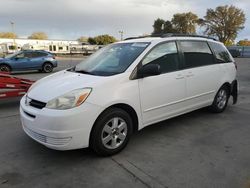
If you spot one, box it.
[124,36,149,40]
[160,33,218,41]
[125,33,218,41]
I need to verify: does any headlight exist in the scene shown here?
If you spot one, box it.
[46,88,92,110]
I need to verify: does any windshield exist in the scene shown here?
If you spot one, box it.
[5,51,20,59]
[74,42,150,76]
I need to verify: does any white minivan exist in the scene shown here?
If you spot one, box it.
[20,35,238,156]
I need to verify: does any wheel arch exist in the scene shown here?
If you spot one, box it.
[89,103,139,145]
[220,82,231,93]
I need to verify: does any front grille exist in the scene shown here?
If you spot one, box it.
[23,126,71,146]
[29,99,46,109]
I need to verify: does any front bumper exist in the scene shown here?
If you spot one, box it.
[20,96,102,150]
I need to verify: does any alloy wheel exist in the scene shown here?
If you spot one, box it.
[101,117,128,150]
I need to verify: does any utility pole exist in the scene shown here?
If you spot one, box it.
[161,23,165,34]
[118,30,124,41]
[10,21,16,51]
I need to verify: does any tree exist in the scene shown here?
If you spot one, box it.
[163,20,176,33]
[0,32,17,39]
[152,18,165,34]
[88,37,97,45]
[171,12,199,34]
[77,36,88,43]
[88,35,117,45]
[202,5,246,43]
[28,32,48,40]
[238,40,250,46]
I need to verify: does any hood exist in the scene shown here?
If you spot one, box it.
[28,70,107,102]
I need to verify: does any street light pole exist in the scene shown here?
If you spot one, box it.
[118,30,124,41]
[10,21,16,51]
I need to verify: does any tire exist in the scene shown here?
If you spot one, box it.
[209,85,230,113]
[0,64,11,73]
[42,62,53,73]
[90,108,133,156]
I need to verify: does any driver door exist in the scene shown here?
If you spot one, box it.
[138,41,187,125]
[11,52,32,70]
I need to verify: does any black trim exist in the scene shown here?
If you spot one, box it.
[29,99,46,109]
[125,33,218,41]
[231,80,238,104]
[24,111,36,118]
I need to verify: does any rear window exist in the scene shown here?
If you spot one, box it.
[209,42,233,63]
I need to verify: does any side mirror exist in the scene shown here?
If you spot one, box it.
[137,64,161,78]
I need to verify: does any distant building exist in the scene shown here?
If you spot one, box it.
[0,38,78,54]
[0,38,100,55]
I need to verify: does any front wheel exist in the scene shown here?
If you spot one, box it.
[90,108,133,156]
[209,86,230,113]
[0,64,11,73]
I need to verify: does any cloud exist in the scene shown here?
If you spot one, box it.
[0,0,249,40]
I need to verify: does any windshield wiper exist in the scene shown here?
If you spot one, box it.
[74,70,95,75]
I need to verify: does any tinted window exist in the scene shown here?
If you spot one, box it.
[24,52,33,58]
[15,52,32,58]
[142,42,179,73]
[209,42,233,63]
[15,52,25,58]
[32,52,47,58]
[180,41,214,68]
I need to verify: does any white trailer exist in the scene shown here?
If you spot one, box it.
[0,43,21,54]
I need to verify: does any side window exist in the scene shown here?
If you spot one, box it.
[33,52,47,58]
[179,41,214,68]
[24,52,33,58]
[15,53,25,58]
[209,42,233,63]
[142,42,179,73]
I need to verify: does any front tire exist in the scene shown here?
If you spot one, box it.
[42,62,53,73]
[0,64,11,73]
[90,108,133,156]
[210,86,230,113]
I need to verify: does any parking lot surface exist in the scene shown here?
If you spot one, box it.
[0,57,250,188]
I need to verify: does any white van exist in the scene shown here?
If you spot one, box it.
[20,35,238,156]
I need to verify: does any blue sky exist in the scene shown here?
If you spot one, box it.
[0,0,249,41]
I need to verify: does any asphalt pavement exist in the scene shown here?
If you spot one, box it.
[0,57,250,188]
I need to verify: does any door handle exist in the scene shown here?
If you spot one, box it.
[175,74,185,79]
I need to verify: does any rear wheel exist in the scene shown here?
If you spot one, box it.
[210,86,230,113]
[90,108,133,156]
[0,64,11,73]
[42,62,53,73]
